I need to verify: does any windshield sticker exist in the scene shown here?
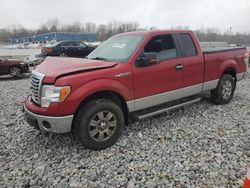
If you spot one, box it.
[112,43,126,48]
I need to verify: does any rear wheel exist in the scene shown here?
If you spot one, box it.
[9,66,21,77]
[73,99,124,150]
[210,74,236,104]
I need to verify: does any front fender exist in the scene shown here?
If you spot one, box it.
[41,78,133,116]
[74,78,133,101]
[61,78,133,114]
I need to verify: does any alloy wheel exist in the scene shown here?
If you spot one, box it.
[221,80,233,99]
[88,111,117,142]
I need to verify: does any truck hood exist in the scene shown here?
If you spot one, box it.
[35,57,117,83]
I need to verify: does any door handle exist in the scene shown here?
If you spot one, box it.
[175,64,183,71]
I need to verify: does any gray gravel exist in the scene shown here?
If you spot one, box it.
[0,74,250,187]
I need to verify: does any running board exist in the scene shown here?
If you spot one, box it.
[137,98,202,120]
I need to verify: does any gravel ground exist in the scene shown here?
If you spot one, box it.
[0,74,250,188]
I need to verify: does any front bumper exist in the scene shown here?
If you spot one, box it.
[23,105,74,133]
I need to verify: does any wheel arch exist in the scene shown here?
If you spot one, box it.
[222,67,237,78]
[9,65,21,74]
[74,90,129,126]
[219,59,238,79]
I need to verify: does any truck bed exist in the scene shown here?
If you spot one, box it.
[203,46,246,53]
[202,46,247,83]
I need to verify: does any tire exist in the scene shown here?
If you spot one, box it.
[73,99,124,150]
[59,52,67,57]
[210,74,236,104]
[9,66,21,77]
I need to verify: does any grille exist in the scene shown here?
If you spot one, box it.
[30,70,45,105]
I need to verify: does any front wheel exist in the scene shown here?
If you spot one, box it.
[73,99,124,150]
[210,74,236,104]
[9,66,21,77]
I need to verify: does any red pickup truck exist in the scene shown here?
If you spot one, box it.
[24,30,248,150]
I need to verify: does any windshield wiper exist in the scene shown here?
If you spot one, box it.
[90,57,108,61]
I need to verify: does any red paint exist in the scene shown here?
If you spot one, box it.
[204,49,247,81]
[36,57,118,83]
[24,30,247,116]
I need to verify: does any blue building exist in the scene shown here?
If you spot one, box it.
[11,32,97,44]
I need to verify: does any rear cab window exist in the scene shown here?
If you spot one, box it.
[177,33,197,57]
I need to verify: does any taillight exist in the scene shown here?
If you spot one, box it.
[45,48,53,53]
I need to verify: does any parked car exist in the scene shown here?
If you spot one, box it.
[41,41,96,58]
[24,54,45,67]
[0,58,29,77]
[24,30,248,150]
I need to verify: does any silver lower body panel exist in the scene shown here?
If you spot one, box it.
[23,105,73,133]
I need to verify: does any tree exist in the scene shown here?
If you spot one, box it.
[85,22,96,33]
[46,18,60,32]
[1,20,250,44]
[37,25,49,34]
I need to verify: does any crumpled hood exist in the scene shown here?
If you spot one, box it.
[35,57,117,83]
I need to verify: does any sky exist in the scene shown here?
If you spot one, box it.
[0,0,249,33]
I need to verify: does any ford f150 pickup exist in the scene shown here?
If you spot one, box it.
[23,30,248,150]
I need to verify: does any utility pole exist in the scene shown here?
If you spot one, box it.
[229,26,232,46]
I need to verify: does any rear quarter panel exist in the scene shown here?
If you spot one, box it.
[204,48,247,81]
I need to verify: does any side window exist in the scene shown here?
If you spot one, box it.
[77,42,86,48]
[62,42,75,47]
[179,34,197,57]
[144,35,177,62]
[61,42,67,47]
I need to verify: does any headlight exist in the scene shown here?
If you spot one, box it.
[41,85,71,107]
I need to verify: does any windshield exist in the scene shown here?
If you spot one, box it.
[87,35,144,62]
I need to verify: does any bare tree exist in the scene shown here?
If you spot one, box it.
[97,21,139,41]
[85,22,96,33]
[46,18,60,32]
[97,24,108,41]
[37,25,49,34]
[1,20,250,44]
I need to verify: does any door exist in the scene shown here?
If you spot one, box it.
[132,34,184,111]
[75,42,87,57]
[0,59,9,75]
[61,41,78,57]
[176,33,204,96]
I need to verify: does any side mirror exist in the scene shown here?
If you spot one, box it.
[136,52,158,67]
